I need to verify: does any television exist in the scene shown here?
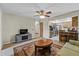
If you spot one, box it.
[20,29,28,34]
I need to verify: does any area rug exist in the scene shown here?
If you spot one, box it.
[14,40,63,56]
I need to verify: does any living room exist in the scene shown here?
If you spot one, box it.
[0,3,79,56]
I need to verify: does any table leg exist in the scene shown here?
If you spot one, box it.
[49,46,51,53]
[35,46,37,56]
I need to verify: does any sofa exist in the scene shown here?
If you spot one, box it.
[58,40,79,56]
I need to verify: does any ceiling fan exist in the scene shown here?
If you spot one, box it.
[34,10,52,18]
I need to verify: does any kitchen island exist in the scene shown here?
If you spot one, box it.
[59,30,78,42]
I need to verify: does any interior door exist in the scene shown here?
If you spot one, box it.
[40,22,43,37]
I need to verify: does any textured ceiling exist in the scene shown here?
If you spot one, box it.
[0,3,79,18]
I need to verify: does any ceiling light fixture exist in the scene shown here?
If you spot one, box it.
[40,15,45,19]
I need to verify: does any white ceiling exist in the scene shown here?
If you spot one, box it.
[0,3,79,18]
[49,17,72,23]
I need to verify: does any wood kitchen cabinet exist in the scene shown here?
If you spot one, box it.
[59,31,78,43]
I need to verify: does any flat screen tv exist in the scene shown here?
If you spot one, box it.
[20,29,28,34]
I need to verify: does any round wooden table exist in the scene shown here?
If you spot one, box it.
[35,39,53,55]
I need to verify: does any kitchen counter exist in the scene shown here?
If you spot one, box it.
[59,31,78,42]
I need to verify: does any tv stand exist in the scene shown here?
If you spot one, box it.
[15,33,32,43]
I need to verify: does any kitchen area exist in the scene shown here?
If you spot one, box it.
[49,16,78,43]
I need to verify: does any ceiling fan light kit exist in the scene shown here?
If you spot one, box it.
[40,15,45,19]
[35,10,52,18]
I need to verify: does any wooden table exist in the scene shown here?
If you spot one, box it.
[35,39,53,55]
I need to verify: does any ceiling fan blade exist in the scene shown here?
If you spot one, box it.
[36,11,40,13]
[40,10,44,12]
[45,15,50,17]
[36,11,39,13]
[46,11,52,14]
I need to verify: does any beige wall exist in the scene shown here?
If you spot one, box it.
[2,13,35,44]
[58,21,72,28]
[0,9,2,50]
